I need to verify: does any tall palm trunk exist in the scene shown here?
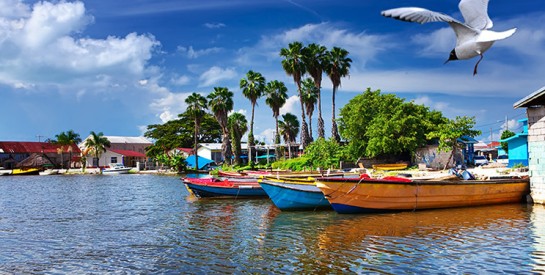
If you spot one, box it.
[222,130,232,165]
[248,104,255,165]
[317,90,325,139]
[296,81,310,148]
[331,86,340,142]
[308,112,313,142]
[274,117,281,159]
[194,120,199,170]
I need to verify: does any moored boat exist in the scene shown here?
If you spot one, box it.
[371,163,408,171]
[182,177,267,199]
[259,176,331,211]
[102,163,132,174]
[39,169,59,176]
[315,176,530,214]
[11,168,40,175]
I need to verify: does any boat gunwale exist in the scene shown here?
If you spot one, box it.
[315,177,530,186]
[259,179,322,193]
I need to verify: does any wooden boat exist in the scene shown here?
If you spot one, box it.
[371,163,408,171]
[39,169,59,176]
[315,176,530,214]
[182,177,267,199]
[259,176,331,211]
[0,169,11,176]
[11,168,40,175]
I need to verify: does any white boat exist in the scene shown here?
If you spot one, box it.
[39,169,59,176]
[0,168,11,176]
[102,163,132,174]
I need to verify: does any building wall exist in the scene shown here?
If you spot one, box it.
[508,137,529,167]
[414,145,461,170]
[527,107,545,204]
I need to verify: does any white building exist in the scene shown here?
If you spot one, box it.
[79,136,152,168]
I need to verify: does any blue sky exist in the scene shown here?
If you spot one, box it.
[1,0,544,144]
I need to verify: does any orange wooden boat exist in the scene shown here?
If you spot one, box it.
[315,176,530,214]
[371,163,408,171]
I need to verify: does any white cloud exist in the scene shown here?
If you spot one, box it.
[150,92,191,123]
[172,75,191,86]
[412,27,455,58]
[204,22,225,29]
[178,46,222,59]
[279,95,300,116]
[198,66,237,87]
[0,0,29,19]
[229,109,247,116]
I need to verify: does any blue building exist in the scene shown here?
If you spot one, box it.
[499,119,529,167]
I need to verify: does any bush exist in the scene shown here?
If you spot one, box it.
[271,157,311,171]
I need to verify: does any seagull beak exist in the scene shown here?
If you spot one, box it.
[444,59,451,65]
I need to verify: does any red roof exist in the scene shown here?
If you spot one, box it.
[110,149,146,157]
[0,141,81,154]
[177,148,194,154]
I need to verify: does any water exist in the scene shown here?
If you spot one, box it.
[1,174,545,274]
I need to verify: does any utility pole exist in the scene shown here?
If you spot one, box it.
[36,135,45,142]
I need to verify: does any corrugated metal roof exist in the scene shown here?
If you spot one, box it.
[109,149,146,157]
[0,142,81,154]
[79,135,152,146]
[514,86,545,108]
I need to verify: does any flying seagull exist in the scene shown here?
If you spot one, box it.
[381,0,516,75]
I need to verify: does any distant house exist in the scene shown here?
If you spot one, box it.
[197,143,250,164]
[499,118,529,167]
[0,141,81,169]
[79,136,152,168]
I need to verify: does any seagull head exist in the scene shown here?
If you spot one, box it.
[444,49,458,64]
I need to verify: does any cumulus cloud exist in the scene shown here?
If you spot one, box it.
[198,66,237,87]
[149,92,191,123]
[279,95,300,116]
[0,0,159,90]
[172,75,191,86]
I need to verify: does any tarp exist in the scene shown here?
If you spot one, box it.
[185,155,215,169]
[256,154,275,159]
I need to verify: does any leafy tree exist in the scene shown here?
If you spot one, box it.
[280,42,310,148]
[302,43,327,139]
[84,131,111,170]
[325,47,352,142]
[339,88,447,161]
[265,80,288,159]
[144,112,221,159]
[185,92,208,171]
[427,116,482,169]
[500,130,515,153]
[304,138,344,170]
[208,87,234,164]
[301,78,318,142]
[228,112,248,166]
[155,152,187,173]
[279,113,299,159]
[54,129,81,169]
[240,70,266,165]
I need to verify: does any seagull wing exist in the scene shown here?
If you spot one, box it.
[381,7,459,24]
[477,28,517,42]
[459,0,493,30]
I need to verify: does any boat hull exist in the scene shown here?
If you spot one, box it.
[184,182,267,198]
[11,168,40,175]
[259,180,331,211]
[102,168,131,174]
[316,177,530,214]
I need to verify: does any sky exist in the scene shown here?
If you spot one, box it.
[1,0,544,144]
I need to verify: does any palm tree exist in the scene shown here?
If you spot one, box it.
[302,43,327,139]
[278,113,299,159]
[280,42,310,149]
[185,92,208,170]
[84,131,111,172]
[55,130,82,170]
[325,47,352,142]
[265,80,288,159]
[207,87,234,164]
[301,78,318,142]
[228,112,248,166]
[240,70,265,166]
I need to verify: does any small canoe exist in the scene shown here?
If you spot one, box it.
[372,163,408,171]
[11,168,40,175]
[259,177,331,211]
[316,176,530,214]
[182,177,267,199]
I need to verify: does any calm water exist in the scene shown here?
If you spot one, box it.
[1,174,545,274]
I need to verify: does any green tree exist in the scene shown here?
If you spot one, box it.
[280,42,310,148]
[279,113,300,159]
[185,92,208,171]
[84,131,111,171]
[427,116,482,169]
[339,88,447,160]
[302,43,327,139]
[304,138,343,170]
[54,129,81,169]
[228,112,248,166]
[208,87,234,164]
[325,47,352,142]
[240,70,266,165]
[265,80,288,159]
[500,130,515,153]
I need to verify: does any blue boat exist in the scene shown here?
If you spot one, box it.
[259,178,331,211]
[183,177,268,199]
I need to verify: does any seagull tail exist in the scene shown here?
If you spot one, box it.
[478,28,517,42]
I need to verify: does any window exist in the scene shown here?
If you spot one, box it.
[111,157,118,164]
